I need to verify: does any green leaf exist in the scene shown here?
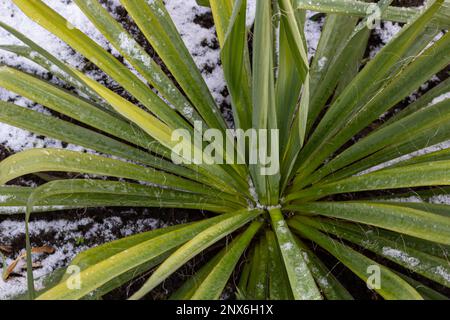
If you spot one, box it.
[196,0,211,8]
[73,0,203,125]
[0,66,163,154]
[0,186,76,215]
[276,0,310,161]
[300,98,450,187]
[208,0,233,44]
[287,160,450,202]
[389,147,450,169]
[289,220,423,300]
[191,221,262,300]
[251,0,279,205]
[1,185,216,215]
[0,149,216,196]
[296,217,450,287]
[335,214,450,260]
[275,19,302,152]
[26,180,243,214]
[129,209,262,299]
[317,120,450,185]
[396,273,449,300]
[169,250,226,300]
[383,77,450,126]
[301,31,450,188]
[293,0,445,185]
[288,201,450,245]
[265,230,293,300]
[294,0,450,29]
[60,224,189,299]
[236,257,252,300]
[0,100,199,181]
[73,69,248,197]
[220,0,253,130]
[120,0,228,133]
[294,238,354,300]
[306,15,367,132]
[0,22,108,108]
[280,15,369,191]
[247,235,269,300]
[277,0,309,78]
[11,0,190,131]
[269,208,322,300]
[37,214,241,300]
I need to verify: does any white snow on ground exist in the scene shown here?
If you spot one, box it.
[370,21,402,58]
[376,21,403,44]
[0,0,113,153]
[0,214,162,299]
[165,0,227,105]
[305,11,323,60]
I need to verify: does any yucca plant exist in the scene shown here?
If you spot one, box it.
[0,0,449,300]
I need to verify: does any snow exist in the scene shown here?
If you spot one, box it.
[0,0,111,153]
[358,140,450,179]
[0,0,113,68]
[317,56,328,71]
[164,0,226,105]
[389,196,423,203]
[118,32,152,68]
[429,195,450,205]
[370,21,402,58]
[182,106,194,119]
[277,220,289,235]
[281,242,294,251]
[434,266,450,283]
[429,92,450,106]
[305,11,323,60]
[382,247,421,268]
[0,213,162,300]
[376,21,402,44]
[0,195,13,203]
[246,0,256,27]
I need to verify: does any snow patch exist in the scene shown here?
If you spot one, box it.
[434,266,450,283]
[358,140,450,176]
[0,214,162,299]
[429,92,450,107]
[382,247,420,267]
[370,21,402,58]
[305,11,323,60]
[318,56,328,71]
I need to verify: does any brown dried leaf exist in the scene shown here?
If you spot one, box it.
[3,246,55,281]
[3,252,25,281]
[31,246,55,254]
[0,245,12,254]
